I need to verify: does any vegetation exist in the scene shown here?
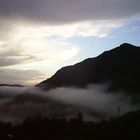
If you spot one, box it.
[0,110,140,140]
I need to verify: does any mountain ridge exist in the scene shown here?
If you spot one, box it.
[0,84,25,87]
[38,43,140,95]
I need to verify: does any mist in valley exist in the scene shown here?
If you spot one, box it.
[0,84,139,123]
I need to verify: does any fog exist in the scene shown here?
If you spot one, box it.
[0,85,139,123]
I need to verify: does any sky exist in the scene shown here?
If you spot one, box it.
[0,0,140,85]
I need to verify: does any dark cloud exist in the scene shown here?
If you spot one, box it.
[0,69,44,85]
[0,48,35,67]
[0,0,139,24]
[0,57,34,67]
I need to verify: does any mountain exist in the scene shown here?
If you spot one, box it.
[38,43,140,95]
[0,84,25,87]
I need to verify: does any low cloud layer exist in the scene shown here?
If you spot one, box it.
[0,84,139,123]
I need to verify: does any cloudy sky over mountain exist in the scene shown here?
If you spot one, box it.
[0,0,140,85]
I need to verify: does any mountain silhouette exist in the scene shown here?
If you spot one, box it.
[0,84,24,87]
[38,43,140,95]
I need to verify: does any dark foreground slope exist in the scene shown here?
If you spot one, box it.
[0,109,140,140]
[38,43,140,95]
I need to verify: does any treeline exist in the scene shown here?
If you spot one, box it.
[0,110,140,140]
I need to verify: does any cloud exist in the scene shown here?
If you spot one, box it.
[46,85,137,118]
[0,23,80,67]
[0,47,35,67]
[0,84,139,123]
[0,86,78,123]
[0,22,81,83]
[0,0,139,24]
[0,68,45,85]
[0,0,138,69]
[18,20,123,38]
[0,19,122,68]
[0,0,139,40]
[0,0,139,85]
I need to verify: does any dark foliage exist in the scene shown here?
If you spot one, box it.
[0,110,140,140]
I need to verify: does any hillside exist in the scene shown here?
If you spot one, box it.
[38,43,140,95]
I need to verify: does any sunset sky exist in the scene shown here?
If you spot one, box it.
[0,0,140,85]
